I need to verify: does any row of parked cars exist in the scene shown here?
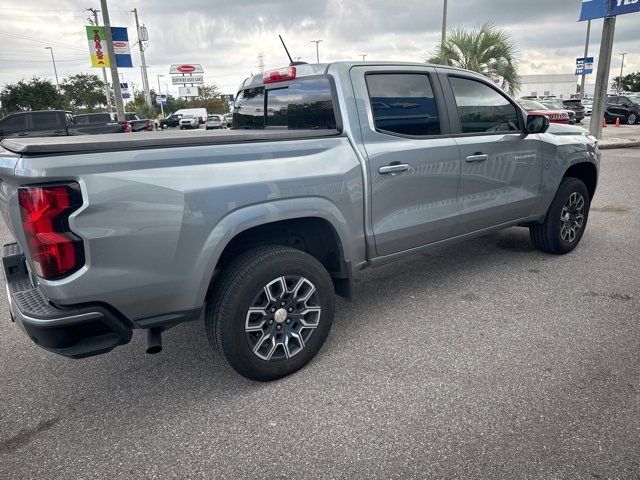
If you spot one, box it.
[158,109,233,130]
[0,110,153,140]
[517,93,640,126]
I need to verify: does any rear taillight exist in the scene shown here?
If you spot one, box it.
[18,183,84,280]
[121,122,131,133]
[263,66,296,84]
[145,120,153,131]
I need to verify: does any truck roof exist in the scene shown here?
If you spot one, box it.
[0,129,340,156]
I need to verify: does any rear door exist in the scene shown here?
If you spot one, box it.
[29,111,66,138]
[350,66,462,256]
[439,71,543,232]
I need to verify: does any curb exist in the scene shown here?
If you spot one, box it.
[598,140,640,150]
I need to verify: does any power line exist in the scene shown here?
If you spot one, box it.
[0,58,86,63]
[0,32,87,51]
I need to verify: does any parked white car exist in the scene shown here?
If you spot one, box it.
[206,114,225,130]
[179,114,200,130]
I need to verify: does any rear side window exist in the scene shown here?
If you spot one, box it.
[75,113,112,124]
[31,112,60,131]
[0,114,27,134]
[366,74,441,136]
[234,77,337,130]
[449,77,520,133]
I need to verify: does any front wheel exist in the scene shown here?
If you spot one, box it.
[530,177,590,254]
[627,112,638,125]
[206,246,335,381]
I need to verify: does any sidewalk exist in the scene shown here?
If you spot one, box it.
[585,118,640,149]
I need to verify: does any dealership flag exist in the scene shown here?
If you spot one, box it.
[86,26,133,68]
[86,26,109,68]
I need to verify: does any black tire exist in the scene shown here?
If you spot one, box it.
[627,112,638,125]
[530,177,590,254]
[206,246,335,381]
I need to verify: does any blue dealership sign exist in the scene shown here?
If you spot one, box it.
[609,0,640,16]
[576,57,595,75]
[580,0,640,20]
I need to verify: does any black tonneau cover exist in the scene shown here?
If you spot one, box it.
[0,129,341,155]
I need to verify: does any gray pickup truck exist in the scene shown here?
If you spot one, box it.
[0,62,599,380]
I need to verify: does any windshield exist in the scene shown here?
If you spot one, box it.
[629,97,640,105]
[182,115,194,119]
[519,100,547,110]
[541,100,564,110]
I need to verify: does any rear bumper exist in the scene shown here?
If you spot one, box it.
[2,243,132,359]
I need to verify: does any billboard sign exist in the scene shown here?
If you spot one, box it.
[609,0,640,16]
[579,0,639,20]
[179,86,199,97]
[86,26,133,68]
[170,64,204,74]
[156,94,168,105]
[120,82,130,99]
[172,75,204,85]
[576,57,595,75]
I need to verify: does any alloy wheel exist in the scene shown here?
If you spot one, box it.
[245,276,321,361]
[560,192,585,243]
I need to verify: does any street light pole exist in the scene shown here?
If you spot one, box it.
[87,8,112,113]
[441,0,448,46]
[99,0,125,120]
[310,40,322,63]
[44,47,59,90]
[618,52,628,92]
[579,19,591,98]
[360,54,367,62]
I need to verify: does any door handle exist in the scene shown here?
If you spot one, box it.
[17,133,29,137]
[379,163,410,175]
[465,153,489,163]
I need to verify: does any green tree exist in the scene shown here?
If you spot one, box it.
[427,22,520,95]
[0,77,64,115]
[613,72,640,93]
[60,73,107,112]
[185,84,229,114]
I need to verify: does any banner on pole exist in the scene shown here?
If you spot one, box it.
[86,26,133,68]
[120,82,130,99]
[576,57,595,75]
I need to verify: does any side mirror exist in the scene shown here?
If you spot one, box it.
[526,114,549,134]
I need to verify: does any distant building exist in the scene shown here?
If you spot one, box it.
[515,74,578,99]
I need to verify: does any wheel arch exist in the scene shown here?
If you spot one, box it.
[563,161,598,200]
[194,198,355,305]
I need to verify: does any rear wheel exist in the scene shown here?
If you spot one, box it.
[530,177,590,254]
[627,112,638,125]
[206,246,335,381]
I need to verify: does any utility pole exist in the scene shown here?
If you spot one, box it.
[157,74,165,118]
[44,47,59,89]
[589,16,616,139]
[579,19,591,97]
[87,7,112,112]
[310,40,322,63]
[131,8,152,108]
[618,52,628,92]
[100,0,125,119]
[441,0,448,46]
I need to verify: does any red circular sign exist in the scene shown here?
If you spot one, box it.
[177,65,196,73]
[113,42,127,48]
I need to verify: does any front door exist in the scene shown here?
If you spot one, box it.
[350,66,462,256]
[439,72,543,232]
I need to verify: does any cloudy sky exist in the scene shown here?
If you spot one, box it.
[0,0,637,96]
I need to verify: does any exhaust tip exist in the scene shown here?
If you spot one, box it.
[146,328,163,354]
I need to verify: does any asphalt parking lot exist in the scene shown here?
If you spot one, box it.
[0,148,639,479]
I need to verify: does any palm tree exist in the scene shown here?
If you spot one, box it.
[427,22,520,95]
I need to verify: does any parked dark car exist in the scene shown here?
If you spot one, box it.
[159,114,183,129]
[562,99,586,123]
[74,112,133,133]
[605,95,640,125]
[0,110,125,140]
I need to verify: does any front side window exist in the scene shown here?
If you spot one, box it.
[31,112,60,131]
[366,73,441,136]
[449,76,520,133]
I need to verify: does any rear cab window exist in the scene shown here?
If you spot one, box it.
[233,76,337,130]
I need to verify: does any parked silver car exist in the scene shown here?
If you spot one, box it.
[206,114,225,130]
